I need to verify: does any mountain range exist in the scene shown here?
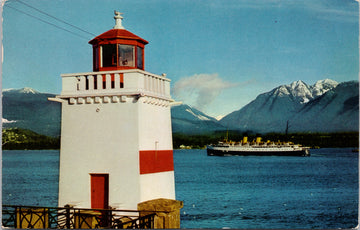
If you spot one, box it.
[2,79,358,136]
[219,79,358,133]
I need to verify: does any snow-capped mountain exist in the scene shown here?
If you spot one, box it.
[310,79,338,98]
[171,104,225,134]
[291,81,358,132]
[2,88,61,136]
[264,79,338,105]
[220,80,358,133]
[3,87,40,94]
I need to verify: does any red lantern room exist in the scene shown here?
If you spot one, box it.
[89,11,148,72]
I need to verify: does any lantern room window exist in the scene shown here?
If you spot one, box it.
[137,46,143,69]
[102,44,117,67]
[100,44,137,68]
[118,45,134,67]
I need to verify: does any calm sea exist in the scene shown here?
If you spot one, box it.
[2,149,358,229]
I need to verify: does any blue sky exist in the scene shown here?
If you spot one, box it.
[1,0,359,118]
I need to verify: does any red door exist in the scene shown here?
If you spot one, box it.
[90,174,109,209]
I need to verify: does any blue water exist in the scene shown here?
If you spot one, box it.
[2,149,358,229]
[2,150,59,207]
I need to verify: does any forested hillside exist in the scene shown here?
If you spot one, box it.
[2,128,60,150]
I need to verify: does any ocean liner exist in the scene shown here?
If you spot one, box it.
[207,137,310,157]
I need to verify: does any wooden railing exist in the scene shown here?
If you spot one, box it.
[2,205,155,229]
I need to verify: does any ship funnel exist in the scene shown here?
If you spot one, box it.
[243,136,248,144]
[256,137,262,143]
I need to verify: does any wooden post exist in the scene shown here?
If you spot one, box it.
[64,205,72,228]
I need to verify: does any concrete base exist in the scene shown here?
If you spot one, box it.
[138,198,183,229]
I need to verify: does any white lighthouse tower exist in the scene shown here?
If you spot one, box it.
[54,12,175,211]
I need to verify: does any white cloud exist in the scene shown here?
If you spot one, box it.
[209,0,358,23]
[172,73,236,111]
[2,118,16,124]
[303,1,358,23]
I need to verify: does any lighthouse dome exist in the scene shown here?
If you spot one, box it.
[89,11,148,71]
[88,28,148,46]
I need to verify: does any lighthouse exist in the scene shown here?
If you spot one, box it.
[54,11,175,211]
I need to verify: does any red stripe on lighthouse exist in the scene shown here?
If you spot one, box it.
[139,150,174,174]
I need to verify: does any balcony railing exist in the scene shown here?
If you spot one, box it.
[59,69,171,101]
[2,205,155,229]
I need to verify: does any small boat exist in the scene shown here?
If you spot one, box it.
[207,136,310,157]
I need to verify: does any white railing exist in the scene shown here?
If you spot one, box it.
[59,69,171,100]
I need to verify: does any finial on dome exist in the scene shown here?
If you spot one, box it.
[114,11,124,29]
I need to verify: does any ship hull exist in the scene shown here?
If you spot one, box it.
[207,147,310,157]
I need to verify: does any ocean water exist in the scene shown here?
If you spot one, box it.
[2,148,358,229]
